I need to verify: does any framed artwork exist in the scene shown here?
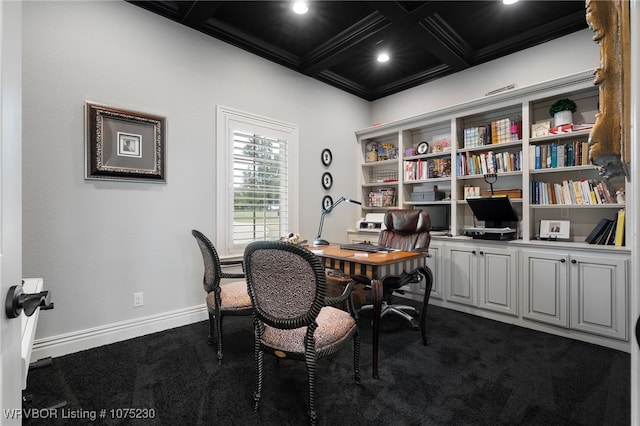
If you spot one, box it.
[432,134,451,152]
[85,102,166,182]
[321,148,332,166]
[417,141,429,155]
[531,121,551,138]
[539,220,570,240]
[322,172,333,190]
[322,195,333,210]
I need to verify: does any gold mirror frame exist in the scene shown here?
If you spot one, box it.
[586,0,631,179]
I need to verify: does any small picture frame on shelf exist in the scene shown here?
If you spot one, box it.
[431,134,451,152]
[539,220,570,240]
[531,121,551,138]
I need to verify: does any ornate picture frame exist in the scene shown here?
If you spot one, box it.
[85,102,166,182]
[322,195,333,210]
[321,148,332,167]
[322,172,333,190]
[540,219,570,240]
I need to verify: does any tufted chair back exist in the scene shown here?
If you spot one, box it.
[378,209,431,251]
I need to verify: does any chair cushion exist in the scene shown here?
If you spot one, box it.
[261,306,356,354]
[206,280,252,311]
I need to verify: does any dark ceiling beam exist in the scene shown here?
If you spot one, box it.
[181,1,222,29]
[372,63,451,100]
[472,11,588,63]
[302,1,442,77]
[301,13,390,75]
[316,62,452,102]
[314,70,372,100]
[201,18,300,68]
[372,2,470,71]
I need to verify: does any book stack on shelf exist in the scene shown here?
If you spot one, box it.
[463,126,487,148]
[463,118,522,147]
[531,178,615,205]
[530,140,589,169]
[367,188,395,208]
[585,210,625,246]
[404,158,451,181]
[456,150,522,176]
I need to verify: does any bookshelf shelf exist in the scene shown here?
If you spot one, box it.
[530,165,597,174]
[355,70,627,247]
[457,140,522,154]
[529,129,592,144]
[531,203,624,209]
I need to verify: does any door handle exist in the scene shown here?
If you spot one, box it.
[5,282,54,319]
[636,316,640,349]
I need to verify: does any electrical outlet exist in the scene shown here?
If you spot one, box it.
[133,292,143,307]
[560,208,569,219]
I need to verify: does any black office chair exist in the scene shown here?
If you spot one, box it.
[359,209,433,344]
[191,230,252,364]
[244,240,360,426]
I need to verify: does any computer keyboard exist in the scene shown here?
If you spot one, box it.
[339,243,392,253]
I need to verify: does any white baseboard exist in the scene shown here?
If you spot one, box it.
[31,305,209,361]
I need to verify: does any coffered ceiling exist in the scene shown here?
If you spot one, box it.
[128,1,589,101]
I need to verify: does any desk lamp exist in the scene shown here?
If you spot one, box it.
[313,196,362,246]
[484,173,497,195]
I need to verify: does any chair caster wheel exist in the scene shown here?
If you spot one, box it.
[410,319,419,330]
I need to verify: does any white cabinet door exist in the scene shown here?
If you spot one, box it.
[522,249,569,327]
[445,244,477,306]
[478,246,518,316]
[569,253,627,340]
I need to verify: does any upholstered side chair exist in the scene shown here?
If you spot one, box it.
[359,209,433,344]
[191,229,252,364]
[244,240,360,426]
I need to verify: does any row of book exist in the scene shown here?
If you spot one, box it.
[463,118,522,147]
[403,158,452,181]
[530,141,589,170]
[585,210,625,246]
[367,188,395,208]
[456,150,522,176]
[531,179,616,205]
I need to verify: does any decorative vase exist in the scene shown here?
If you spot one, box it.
[554,110,573,126]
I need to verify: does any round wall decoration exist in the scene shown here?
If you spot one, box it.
[417,141,429,155]
[322,172,333,190]
[321,148,333,166]
[322,195,334,210]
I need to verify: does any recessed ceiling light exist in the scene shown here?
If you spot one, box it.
[503,0,519,5]
[292,2,308,14]
[377,52,390,63]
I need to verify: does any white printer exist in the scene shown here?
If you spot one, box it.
[356,213,387,232]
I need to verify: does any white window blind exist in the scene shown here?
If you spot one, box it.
[216,106,299,256]
[232,130,289,245]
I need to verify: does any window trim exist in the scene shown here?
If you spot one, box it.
[216,106,299,257]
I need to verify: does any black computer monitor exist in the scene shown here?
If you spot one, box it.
[466,196,519,228]
[418,205,450,231]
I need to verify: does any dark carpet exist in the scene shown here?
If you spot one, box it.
[24,300,630,425]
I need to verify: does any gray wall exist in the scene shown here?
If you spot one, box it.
[370,29,599,125]
[22,1,599,352]
[22,1,368,344]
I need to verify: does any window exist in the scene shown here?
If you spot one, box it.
[216,107,299,256]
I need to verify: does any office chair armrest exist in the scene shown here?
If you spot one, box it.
[410,248,431,256]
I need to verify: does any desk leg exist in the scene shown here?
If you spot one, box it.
[371,278,382,379]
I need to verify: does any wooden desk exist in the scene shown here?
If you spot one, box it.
[313,244,432,379]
